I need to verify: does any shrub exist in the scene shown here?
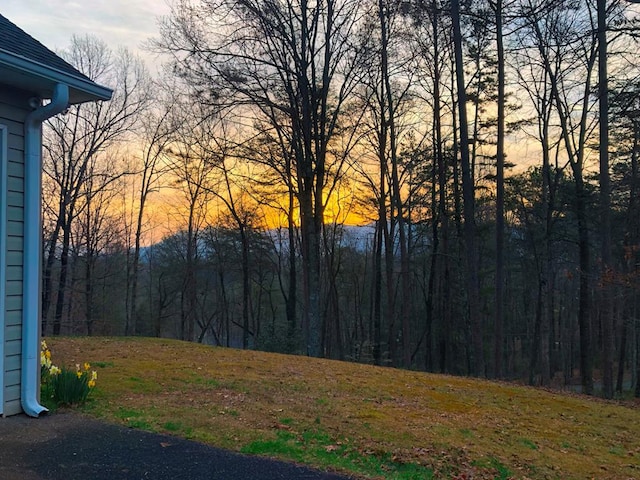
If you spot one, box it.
[40,340,97,407]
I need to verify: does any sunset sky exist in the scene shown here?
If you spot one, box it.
[2,0,169,67]
[2,0,548,239]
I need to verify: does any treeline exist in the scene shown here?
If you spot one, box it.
[40,0,640,398]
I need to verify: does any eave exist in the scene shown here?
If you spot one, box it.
[0,49,113,104]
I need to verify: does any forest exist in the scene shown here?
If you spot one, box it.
[40,0,640,399]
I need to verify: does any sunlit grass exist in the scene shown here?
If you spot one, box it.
[48,336,640,479]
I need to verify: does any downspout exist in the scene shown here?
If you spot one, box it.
[22,83,69,417]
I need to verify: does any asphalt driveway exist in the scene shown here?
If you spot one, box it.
[0,411,355,480]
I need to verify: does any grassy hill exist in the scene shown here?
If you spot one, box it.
[47,337,639,479]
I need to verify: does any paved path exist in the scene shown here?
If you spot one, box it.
[0,412,355,480]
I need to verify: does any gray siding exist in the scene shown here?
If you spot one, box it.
[0,115,4,415]
[0,86,29,417]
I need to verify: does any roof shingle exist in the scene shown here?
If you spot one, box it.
[0,13,92,82]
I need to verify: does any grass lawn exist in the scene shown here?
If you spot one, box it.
[46,337,640,479]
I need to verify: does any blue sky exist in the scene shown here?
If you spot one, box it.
[2,0,170,66]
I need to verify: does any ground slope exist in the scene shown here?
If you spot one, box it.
[47,337,640,479]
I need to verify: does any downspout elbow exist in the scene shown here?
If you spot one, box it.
[22,83,69,417]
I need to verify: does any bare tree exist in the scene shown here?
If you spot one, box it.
[407,0,459,373]
[201,118,263,349]
[164,97,222,341]
[125,89,175,336]
[513,25,563,386]
[42,35,151,335]
[352,0,420,366]
[492,0,506,378]
[77,150,128,335]
[156,0,367,356]
[452,0,485,376]
[515,0,608,393]
[597,0,613,399]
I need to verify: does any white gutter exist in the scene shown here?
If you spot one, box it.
[0,50,113,103]
[21,83,69,417]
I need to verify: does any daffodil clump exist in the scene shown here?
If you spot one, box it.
[40,341,61,376]
[40,340,97,407]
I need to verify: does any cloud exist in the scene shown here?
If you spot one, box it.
[2,0,170,63]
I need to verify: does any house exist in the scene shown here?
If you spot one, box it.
[0,14,112,416]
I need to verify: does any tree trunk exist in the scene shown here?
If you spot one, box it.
[85,255,94,336]
[300,185,323,357]
[540,145,553,386]
[494,0,505,378]
[576,177,594,395]
[597,0,614,399]
[126,188,147,336]
[41,207,64,335]
[240,225,251,349]
[427,0,447,371]
[452,0,485,377]
[617,313,627,394]
[378,0,411,369]
[286,185,298,350]
[182,202,197,342]
[373,217,383,365]
[52,222,71,336]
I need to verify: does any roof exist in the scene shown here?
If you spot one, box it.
[0,13,112,104]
